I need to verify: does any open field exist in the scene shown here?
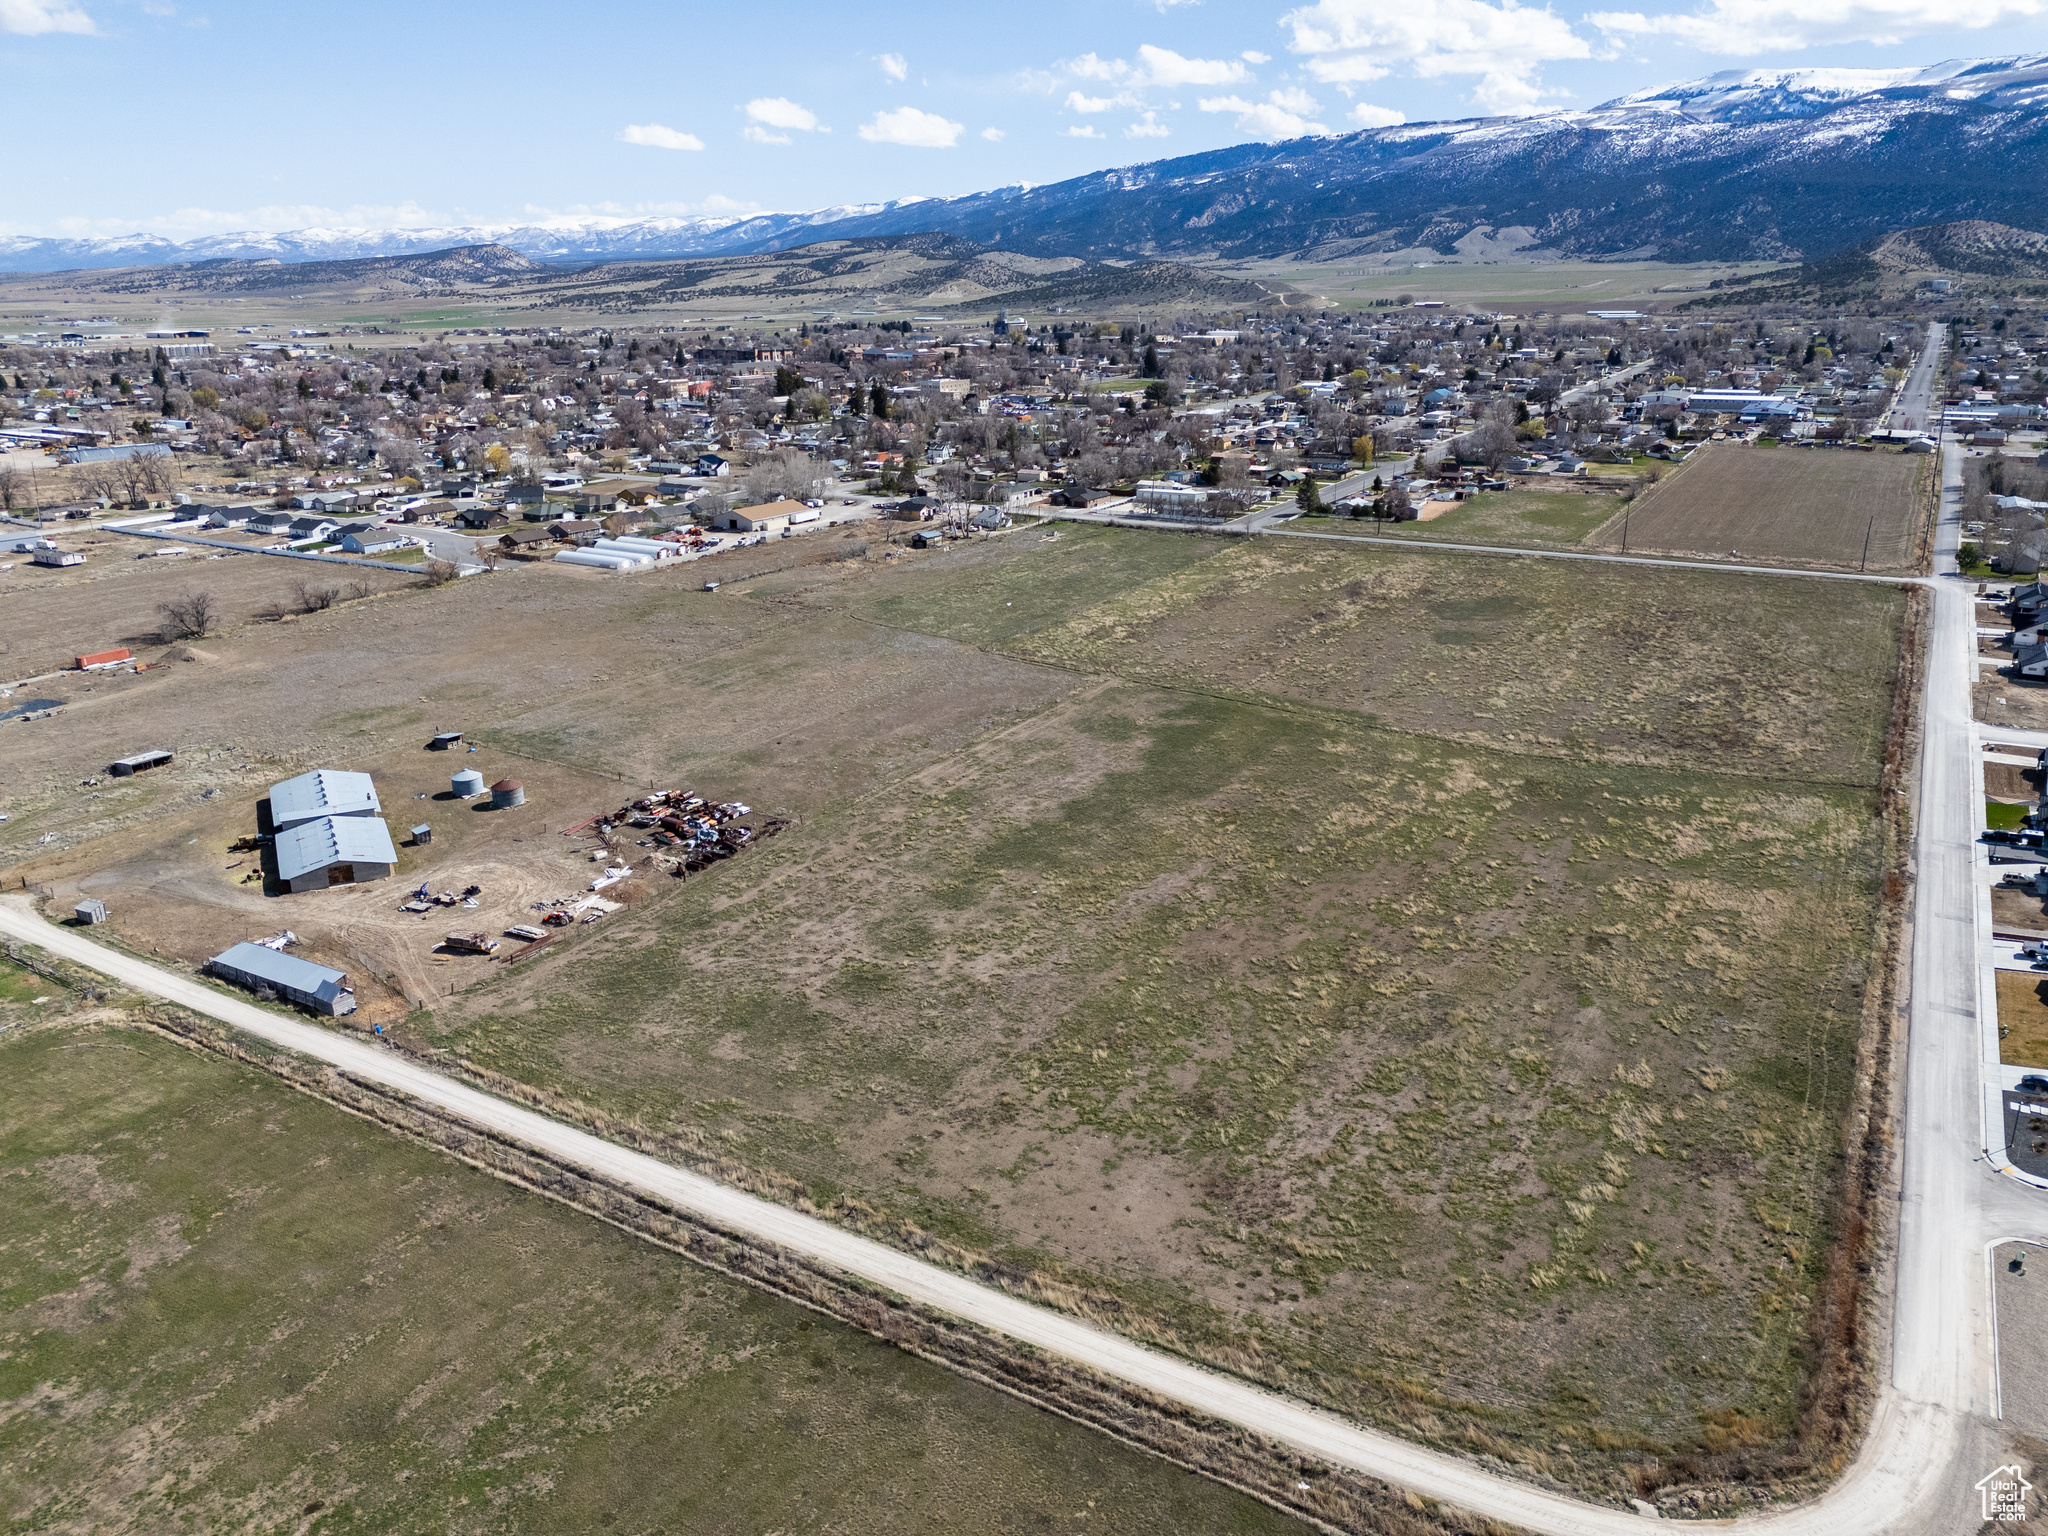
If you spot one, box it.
[0,523,1907,1504]
[1211,257,1785,313]
[1294,488,1625,550]
[0,1007,1305,1536]
[1584,445,1928,573]
[2,537,416,682]
[1999,970,2048,1068]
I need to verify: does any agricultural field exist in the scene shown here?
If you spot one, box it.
[0,1007,1305,1536]
[1,534,414,682]
[1294,488,1625,550]
[0,524,1908,1506]
[1583,443,1928,573]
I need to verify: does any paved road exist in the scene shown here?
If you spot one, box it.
[3,325,2041,1534]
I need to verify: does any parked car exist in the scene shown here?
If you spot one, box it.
[2016,1075,2048,1095]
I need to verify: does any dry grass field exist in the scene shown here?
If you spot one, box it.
[0,525,1908,1509]
[0,999,1305,1536]
[1584,444,1928,573]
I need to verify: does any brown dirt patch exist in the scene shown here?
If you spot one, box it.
[1584,444,1928,573]
[2001,970,2048,1068]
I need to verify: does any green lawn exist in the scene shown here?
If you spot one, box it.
[0,1020,1305,1536]
[1989,798,2032,831]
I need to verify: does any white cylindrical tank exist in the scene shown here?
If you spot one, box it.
[451,768,486,798]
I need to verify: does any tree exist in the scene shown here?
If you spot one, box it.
[482,367,498,392]
[846,381,865,416]
[1351,433,1374,465]
[774,365,803,397]
[869,380,891,419]
[191,385,219,411]
[1142,344,1160,378]
[156,588,217,640]
[1295,478,1324,516]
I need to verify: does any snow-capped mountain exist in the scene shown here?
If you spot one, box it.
[7,55,2048,272]
[0,202,929,273]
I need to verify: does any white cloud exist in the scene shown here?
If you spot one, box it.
[1348,101,1406,126]
[1283,0,1590,114]
[1126,111,1172,137]
[859,106,965,146]
[1268,85,1322,113]
[745,97,823,132]
[742,125,791,145]
[1061,43,1249,90]
[0,0,96,33]
[981,126,1006,140]
[619,123,705,151]
[1198,92,1329,138]
[1241,49,1272,63]
[1065,89,1121,113]
[1064,124,1106,138]
[878,51,908,80]
[1587,0,2043,52]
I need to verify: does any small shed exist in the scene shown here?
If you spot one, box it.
[31,548,85,568]
[451,768,486,798]
[74,898,107,925]
[490,779,525,809]
[410,823,432,845]
[110,749,173,777]
[428,732,464,751]
[208,941,356,1015]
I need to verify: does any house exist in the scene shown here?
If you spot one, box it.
[248,511,295,536]
[401,499,454,524]
[453,505,510,530]
[203,507,250,530]
[2016,642,2048,680]
[293,489,359,514]
[968,507,1011,531]
[207,941,356,1015]
[333,522,406,554]
[505,484,546,512]
[694,453,730,477]
[1054,485,1115,507]
[713,497,806,533]
[547,518,603,543]
[498,525,555,551]
[286,516,339,542]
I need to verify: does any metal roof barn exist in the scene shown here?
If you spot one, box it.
[274,815,397,893]
[208,941,356,1015]
[270,768,381,831]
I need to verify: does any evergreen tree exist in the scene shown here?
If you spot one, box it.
[870,380,890,419]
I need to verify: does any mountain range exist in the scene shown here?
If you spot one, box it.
[7,54,2048,274]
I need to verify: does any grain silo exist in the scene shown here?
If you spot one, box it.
[451,768,485,799]
[490,778,525,809]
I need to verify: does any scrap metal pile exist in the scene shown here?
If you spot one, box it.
[587,789,788,875]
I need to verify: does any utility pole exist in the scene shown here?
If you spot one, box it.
[1860,515,1874,573]
[1621,506,1630,555]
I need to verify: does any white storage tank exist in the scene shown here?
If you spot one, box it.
[451,768,486,798]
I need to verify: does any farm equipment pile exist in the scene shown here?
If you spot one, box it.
[580,788,789,876]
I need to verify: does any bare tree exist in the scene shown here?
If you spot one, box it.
[423,558,459,586]
[291,577,339,613]
[156,587,218,640]
[742,448,826,505]
[0,464,19,512]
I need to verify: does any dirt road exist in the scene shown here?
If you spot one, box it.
[3,332,2038,1535]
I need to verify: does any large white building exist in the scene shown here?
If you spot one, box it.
[267,769,396,892]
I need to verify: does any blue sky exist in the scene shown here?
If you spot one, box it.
[3,0,2045,237]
